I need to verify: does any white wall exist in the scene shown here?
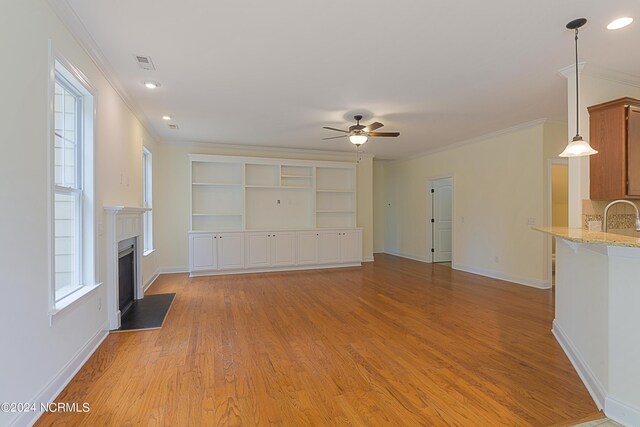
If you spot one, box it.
[0,2,157,425]
[380,121,560,287]
[156,142,374,271]
[373,160,386,252]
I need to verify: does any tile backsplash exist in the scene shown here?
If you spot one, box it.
[583,199,640,230]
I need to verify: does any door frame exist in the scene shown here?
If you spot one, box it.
[426,175,455,264]
[547,158,568,287]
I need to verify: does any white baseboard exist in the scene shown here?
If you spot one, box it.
[382,250,428,263]
[363,256,374,262]
[453,263,550,289]
[188,262,362,277]
[159,266,189,274]
[606,396,640,427]
[143,271,159,292]
[552,320,606,410]
[10,323,109,427]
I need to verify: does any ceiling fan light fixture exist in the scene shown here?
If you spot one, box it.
[349,134,368,146]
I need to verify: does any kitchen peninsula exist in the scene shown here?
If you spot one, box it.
[536,226,640,425]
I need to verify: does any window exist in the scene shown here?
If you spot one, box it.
[143,147,153,253]
[52,60,95,307]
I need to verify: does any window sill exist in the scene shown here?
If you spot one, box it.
[49,282,102,320]
[143,249,156,257]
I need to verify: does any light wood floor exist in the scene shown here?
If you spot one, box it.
[37,254,598,426]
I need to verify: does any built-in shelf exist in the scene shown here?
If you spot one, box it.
[245,184,312,189]
[192,182,243,187]
[189,154,355,231]
[192,213,243,216]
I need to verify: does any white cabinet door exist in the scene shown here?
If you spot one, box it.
[297,231,318,265]
[190,234,217,271]
[318,231,341,264]
[245,232,271,268]
[340,230,362,263]
[270,232,296,266]
[217,232,244,270]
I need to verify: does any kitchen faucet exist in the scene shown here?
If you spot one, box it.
[602,200,640,232]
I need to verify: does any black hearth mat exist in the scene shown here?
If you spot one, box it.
[115,293,176,332]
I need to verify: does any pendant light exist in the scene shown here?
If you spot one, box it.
[559,18,598,157]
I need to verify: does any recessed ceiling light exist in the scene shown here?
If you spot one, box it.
[143,81,160,89]
[162,115,172,121]
[607,17,633,30]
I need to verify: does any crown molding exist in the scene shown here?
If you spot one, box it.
[558,62,586,78]
[161,139,375,159]
[46,0,159,142]
[387,118,548,165]
[559,62,640,88]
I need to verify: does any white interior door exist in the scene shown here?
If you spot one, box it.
[432,178,452,263]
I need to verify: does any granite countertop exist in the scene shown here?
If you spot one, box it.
[534,226,640,248]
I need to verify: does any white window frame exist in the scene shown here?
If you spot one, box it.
[143,147,154,254]
[53,74,84,301]
[49,53,100,317]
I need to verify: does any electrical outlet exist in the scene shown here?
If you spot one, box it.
[494,256,499,263]
[98,297,102,310]
[527,217,537,226]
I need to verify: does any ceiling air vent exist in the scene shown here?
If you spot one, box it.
[134,54,155,71]
[168,124,179,130]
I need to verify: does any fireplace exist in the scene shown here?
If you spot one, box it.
[104,206,150,330]
[118,238,136,318]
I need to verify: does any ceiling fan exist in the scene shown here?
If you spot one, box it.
[322,115,400,147]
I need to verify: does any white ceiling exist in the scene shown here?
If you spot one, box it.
[59,0,639,159]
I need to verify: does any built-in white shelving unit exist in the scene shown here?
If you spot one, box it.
[189,155,356,231]
[188,154,361,276]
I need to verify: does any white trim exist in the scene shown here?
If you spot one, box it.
[143,272,159,292]
[188,153,356,168]
[388,119,548,164]
[9,324,108,427]
[363,256,374,262]
[159,267,190,274]
[382,250,429,263]
[605,396,640,427]
[45,0,158,141]
[558,62,587,79]
[452,263,550,289]
[168,139,374,159]
[552,320,606,410]
[188,262,362,277]
[49,282,102,320]
[143,248,156,257]
[559,62,640,88]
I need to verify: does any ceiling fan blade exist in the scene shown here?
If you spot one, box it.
[322,135,348,140]
[368,132,400,137]
[322,126,348,133]
[364,122,384,132]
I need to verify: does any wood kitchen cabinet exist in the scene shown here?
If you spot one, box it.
[588,97,640,200]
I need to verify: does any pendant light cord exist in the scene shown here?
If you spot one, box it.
[574,28,580,137]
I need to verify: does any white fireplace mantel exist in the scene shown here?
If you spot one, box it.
[104,206,150,330]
